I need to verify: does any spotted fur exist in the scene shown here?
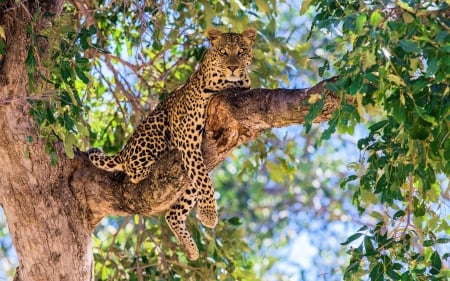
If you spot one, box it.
[88,28,256,260]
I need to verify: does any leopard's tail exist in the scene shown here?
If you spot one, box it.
[87,148,124,172]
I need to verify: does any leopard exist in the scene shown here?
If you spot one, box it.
[87,28,257,260]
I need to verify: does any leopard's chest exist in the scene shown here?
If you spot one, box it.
[164,88,209,142]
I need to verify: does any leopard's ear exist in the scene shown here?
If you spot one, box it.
[206,28,223,46]
[242,28,257,45]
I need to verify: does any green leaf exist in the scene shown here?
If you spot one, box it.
[345,258,361,276]
[320,112,337,141]
[426,57,439,76]
[410,122,430,140]
[75,123,89,137]
[357,225,368,232]
[64,133,76,159]
[393,210,405,220]
[265,161,287,183]
[300,0,312,15]
[75,66,90,83]
[369,120,388,133]
[341,233,364,246]
[355,14,367,33]
[413,201,426,217]
[399,40,421,53]
[430,251,442,275]
[318,59,329,77]
[386,268,401,280]
[423,239,434,247]
[369,262,384,281]
[402,12,415,24]
[401,271,412,281]
[227,217,242,226]
[392,100,407,123]
[364,236,376,256]
[340,175,358,189]
[60,60,72,82]
[0,39,5,55]
[361,188,377,204]
[255,0,270,13]
[436,238,450,244]
[362,51,376,71]
[25,47,36,68]
[304,96,324,133]
[393,263,402,270]
[370,10,383,27]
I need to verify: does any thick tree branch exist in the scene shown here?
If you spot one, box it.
[72,76,344,228]
[203,76,341,168]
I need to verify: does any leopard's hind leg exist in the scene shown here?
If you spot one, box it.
[179,147,218,229]
[165,187,199,260]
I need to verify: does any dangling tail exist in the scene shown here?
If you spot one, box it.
[87,148,124,172]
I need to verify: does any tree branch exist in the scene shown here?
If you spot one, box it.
[71,76,344,229]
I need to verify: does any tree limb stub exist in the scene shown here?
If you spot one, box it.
[75,76,342,228]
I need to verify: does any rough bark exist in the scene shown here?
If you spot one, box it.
[0,1,92,281]
[0,2,345,281]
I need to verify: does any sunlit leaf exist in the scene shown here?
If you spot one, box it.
[64,133,76,159]
[300,0,312,15]
[369,10,383,27]
[355,14,367,32]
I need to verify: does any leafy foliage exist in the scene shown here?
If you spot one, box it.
[93,216,255,281]
[308,0,450,279]
[26,9,95,160]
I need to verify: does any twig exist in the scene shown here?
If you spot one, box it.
[99,216,131,275]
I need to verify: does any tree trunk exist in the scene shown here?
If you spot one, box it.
[0,1,93,280]
[0,2,344,281]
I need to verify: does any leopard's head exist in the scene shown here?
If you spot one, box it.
[201,28,257,90]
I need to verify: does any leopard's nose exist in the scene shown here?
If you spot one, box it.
[227,65,238,72]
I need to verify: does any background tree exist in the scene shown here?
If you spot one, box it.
[0,0,449,281]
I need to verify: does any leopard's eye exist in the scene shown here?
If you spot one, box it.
[219,48,227,55]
